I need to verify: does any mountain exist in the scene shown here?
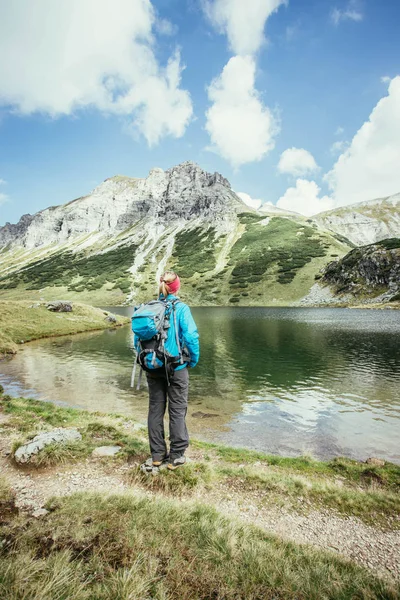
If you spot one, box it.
[0,162,351,306]
[320,239,400,304]
[313,193,400,246]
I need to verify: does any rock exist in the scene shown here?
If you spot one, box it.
[314,193,400,246]
[46,301,73,313]
[365,457,386,467]
[192,411,219,419]
[29,303,41,309]
[0,162,243,251]
[105,314,117,324]
[31,508,49,518]
[92,446,121,457]
[14,428,82,464]
[319,240,400,304]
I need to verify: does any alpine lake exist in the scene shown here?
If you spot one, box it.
[1,307,399,464]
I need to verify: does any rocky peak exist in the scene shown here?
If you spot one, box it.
[0,162,245,250]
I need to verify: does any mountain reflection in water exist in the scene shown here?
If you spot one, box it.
[0,307,399,463]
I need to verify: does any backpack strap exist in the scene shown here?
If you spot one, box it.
[171,299,184,365]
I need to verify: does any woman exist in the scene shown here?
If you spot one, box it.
[140,271,199,471]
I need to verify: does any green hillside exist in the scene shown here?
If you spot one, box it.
[0,215,350,306]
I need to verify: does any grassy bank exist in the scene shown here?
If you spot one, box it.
[1,492,399,600]
[2,394,400,527]
[1,394,400,598]
[0,300,129,357]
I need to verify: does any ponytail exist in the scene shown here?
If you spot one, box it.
[159,271,180,297]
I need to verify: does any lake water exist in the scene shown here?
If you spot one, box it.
[1,307,399,463]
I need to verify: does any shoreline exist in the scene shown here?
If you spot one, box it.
[0,300,130,358]
[1,393,400,597]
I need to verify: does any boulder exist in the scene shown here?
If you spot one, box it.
[46,301,73,313]
[92,445,121,457]
[365,457,386,467]
[105,314,117,324]
[14,428,82,464]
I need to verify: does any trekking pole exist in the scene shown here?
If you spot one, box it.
[131,354,138,388]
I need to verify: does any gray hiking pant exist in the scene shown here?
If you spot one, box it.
[146,367,189,462]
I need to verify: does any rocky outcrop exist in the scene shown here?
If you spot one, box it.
[321,239,400,303]
[46,301,73,312]
[314,193,400,246]
[0,162,245,251]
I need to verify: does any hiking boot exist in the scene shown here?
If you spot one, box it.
[140,457,168,473]
[167,456,186,471]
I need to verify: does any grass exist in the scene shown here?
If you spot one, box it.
[2,395,400,527]
[0,395,148,467]
[133,462,214,494]
[1,492,399,600]
[0,300,129,357]
[0,477,16,524]
[192,440,400,491]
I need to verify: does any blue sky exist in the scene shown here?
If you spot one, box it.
[0,0,400,225]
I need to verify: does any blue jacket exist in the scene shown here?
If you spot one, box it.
[133,294,200,370]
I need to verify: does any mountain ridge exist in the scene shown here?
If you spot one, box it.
[2,162,398,308]
[0,162,352,306]
[313,192,400,246]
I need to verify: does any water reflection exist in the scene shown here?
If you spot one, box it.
[0,307,399,462]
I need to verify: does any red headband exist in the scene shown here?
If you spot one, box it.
[160,274,180,294]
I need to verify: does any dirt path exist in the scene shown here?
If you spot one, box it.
[1,431,399,583]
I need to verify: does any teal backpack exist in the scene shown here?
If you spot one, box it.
[131,298,187,388]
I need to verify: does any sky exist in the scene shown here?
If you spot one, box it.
[0,0,399,225]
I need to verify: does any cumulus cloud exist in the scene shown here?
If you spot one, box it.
[330,140,348,155]
[237,191,263,210]
[325,76,400,205]
[203,1,285,166]
[0,0,192,145]
[202,0,285,55]
[206,56,278,167]
[277,180,334,216]
[278,148,319,176]
[331,0,363,25]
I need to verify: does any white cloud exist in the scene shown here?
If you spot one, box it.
[330,140,348,155]
[156,18,178,36]
[277,179,334,216]
[278,148,319,176]
[0,0,192,145]
[203,0,286,55]
[0,179,6,185]
[335,126,345,136]
[331,0,363,25]
[381,76,391,85]
[237,191,263,210]
[325,76,400,205]
[205,56,278,167]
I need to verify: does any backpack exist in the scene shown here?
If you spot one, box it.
[131,298,187,388]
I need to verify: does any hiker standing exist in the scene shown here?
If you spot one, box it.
[132,271,199,471]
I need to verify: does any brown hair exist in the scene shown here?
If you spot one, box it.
[159,271,178,297]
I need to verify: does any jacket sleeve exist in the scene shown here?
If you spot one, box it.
[178,304,200,368]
